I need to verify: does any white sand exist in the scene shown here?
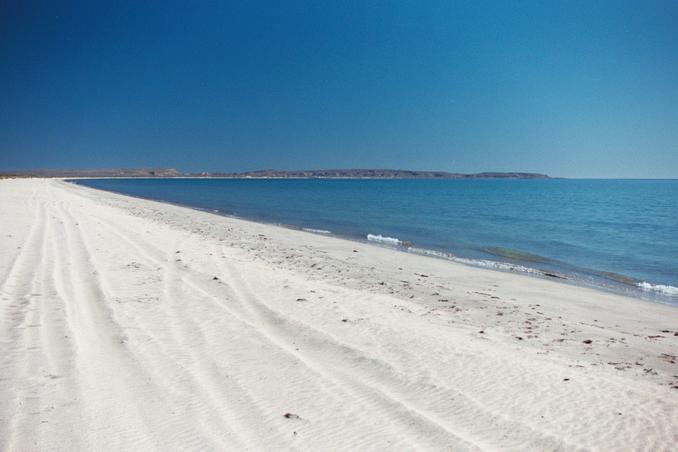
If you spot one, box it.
[1,178,677,451]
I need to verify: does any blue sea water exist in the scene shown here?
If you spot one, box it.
[72,178,678,305]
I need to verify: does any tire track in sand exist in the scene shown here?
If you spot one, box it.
[0,199,49,450]
[87,213,462,450]
[84,214,308,450]
[58,201,254,450]
[213,257,589,452]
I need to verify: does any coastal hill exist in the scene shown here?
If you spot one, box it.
[1,168,551,179]
[0,168,182,178]
[201,169,551,179]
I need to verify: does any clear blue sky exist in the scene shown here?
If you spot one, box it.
[1,1,677,177]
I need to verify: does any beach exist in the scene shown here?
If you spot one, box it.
[1,178,677,451]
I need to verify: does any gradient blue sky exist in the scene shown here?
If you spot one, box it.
[1,1,677,177]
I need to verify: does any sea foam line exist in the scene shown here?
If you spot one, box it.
[409,247,455,259]
[374,237,551,279]
[410,247,546,276]
[375,235,678,299]
[406,243,677,301]
[452,257,545,275]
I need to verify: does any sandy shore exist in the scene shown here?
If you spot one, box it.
[1,178,677,451]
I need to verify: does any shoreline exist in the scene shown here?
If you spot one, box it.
[67,178,678,307]
[1,178,677,450]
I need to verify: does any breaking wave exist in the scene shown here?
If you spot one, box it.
[638,282,678,296]
[302,228,331,234]
[367,234,403,246]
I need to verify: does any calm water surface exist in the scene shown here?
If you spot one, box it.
[72,178,678,305]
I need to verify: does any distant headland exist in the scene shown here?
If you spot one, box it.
[1,168,552,179]
[200,169,551,179]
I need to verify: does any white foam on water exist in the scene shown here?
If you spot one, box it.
[367,234,402,246]
[452,257,544,275]
[302,228,332,234]
[409,247,455,260]
[409,247,546,276]
[637,282,678,296]
[403,243,677,303]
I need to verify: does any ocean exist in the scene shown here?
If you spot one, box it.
[72,178,678,305]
